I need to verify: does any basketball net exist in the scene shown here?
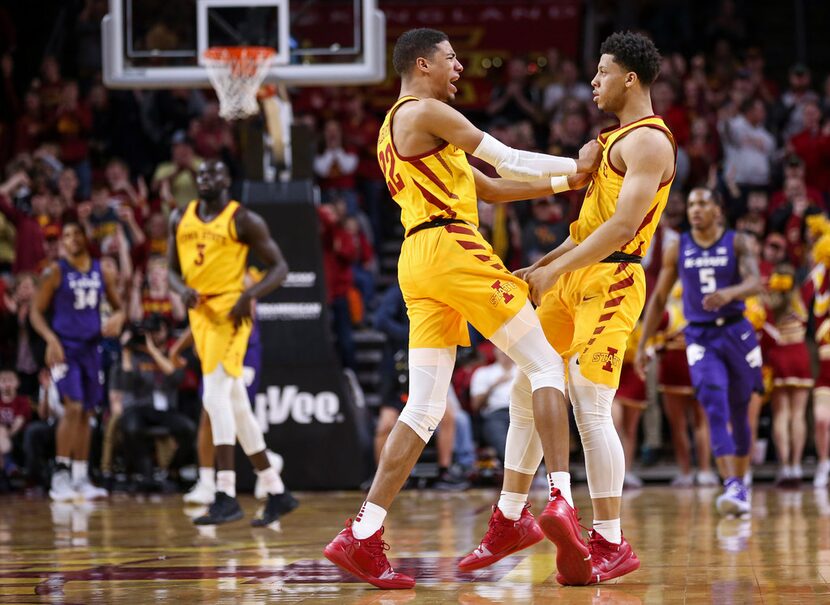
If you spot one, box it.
[203,46,276,120]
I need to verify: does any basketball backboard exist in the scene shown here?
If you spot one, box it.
[102,0,385,88]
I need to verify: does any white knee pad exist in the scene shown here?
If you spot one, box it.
[490,302,565,395]
[504,371,544,475]
[203,365,236,447]
[399,347,455,443]
[568,357,624,498]
[231,377,266,456]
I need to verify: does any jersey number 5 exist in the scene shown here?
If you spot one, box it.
[378,143,405,196]
[699,268,716,294]
[194,243,206,266]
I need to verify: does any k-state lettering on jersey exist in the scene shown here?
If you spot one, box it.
[52,258,103,342]
[678,229,745,323]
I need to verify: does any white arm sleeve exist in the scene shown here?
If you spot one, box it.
[473,133,577,182]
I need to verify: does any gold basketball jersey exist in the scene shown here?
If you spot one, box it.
[175,200,247,296]
[571,116,676,257]
[377,96,479,235]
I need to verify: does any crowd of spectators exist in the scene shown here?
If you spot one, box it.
[298,28,830,482]
[0,0,829,493]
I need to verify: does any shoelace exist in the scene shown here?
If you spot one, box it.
[363,529,393,566]
[484,516,507,544]
[588,531,619,557]
[551,493,588,533]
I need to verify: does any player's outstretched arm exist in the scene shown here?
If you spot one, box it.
[235,209,289,302]
[29,262,64,366]
[702,232,762,311]
[472,145,597,204]
[415,99,598,181]
[526,128,674,305]
[166,209,199,309]
[635,238,680,379]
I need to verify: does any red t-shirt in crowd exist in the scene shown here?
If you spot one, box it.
[0,395,31,427]
[789,129,830,194]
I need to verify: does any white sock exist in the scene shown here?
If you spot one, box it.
[497,491,526,521]
[593,518,621,545]
[548,471,573,508]
[72,460,88,482]
[256,466,284,495]
[352,501,387,539]
[199,467,216,488]
[216,470,236,498]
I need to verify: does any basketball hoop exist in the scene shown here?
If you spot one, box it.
[203,46,276,120]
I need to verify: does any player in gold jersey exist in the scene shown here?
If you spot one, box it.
[324,28,600,589]
[168,160,297,526]
[466,32,676,585]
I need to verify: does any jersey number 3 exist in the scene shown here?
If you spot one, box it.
[194,243,206,266]
[378,144,405,196]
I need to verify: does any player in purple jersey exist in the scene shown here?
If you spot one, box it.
[30,222,125,501]
[637,188,762,516]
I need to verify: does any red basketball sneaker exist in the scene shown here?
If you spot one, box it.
[537,488,592,586]
[458,503,543,571]
[557,530,640,585]
[323,519,415,589]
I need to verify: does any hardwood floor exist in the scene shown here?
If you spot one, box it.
[1,485,829,603]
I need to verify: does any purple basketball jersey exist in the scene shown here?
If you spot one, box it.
[52,258,103,342]
[243,319,262,401]
[678,229,745,323]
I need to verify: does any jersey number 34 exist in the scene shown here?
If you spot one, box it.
[73,288,99,310]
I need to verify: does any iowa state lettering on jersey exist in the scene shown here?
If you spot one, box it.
[178,230,228,245]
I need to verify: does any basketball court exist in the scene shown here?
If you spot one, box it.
[1,486,827,603]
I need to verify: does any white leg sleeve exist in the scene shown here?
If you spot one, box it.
[203,365,236,447]
[489,302,565,394]
[399,347,456,443]
[568,357,624,499]
[231,376,266,456]
[504,371,544,475]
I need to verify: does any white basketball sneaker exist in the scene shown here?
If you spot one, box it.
[814,461,830,489]
[255,451,284,501]
[696,470,720,486]
[49,469,78,502]
[716,478,750,517]
[73,476,109,500]
[623,472,643,488]
[670,472,695,487]
[184,480,216,505]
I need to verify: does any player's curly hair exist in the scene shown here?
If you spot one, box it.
[600,31,661,85]
[392,28,448,76]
